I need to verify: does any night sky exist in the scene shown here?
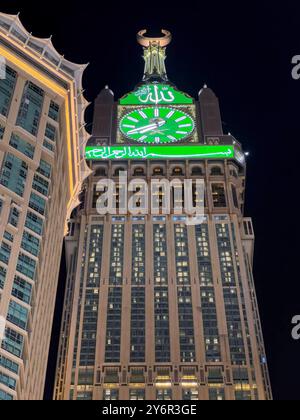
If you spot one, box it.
[2,0,300,400]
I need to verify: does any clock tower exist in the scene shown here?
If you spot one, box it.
[54,30,272,401]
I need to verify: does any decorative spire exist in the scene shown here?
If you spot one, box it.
[137,29,172,82]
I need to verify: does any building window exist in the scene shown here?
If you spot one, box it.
[133,167,145,176]
[153,167,164,176]
[11,276,32,305]
[21,231,40,257]
[1,327,24,358]
[7,300,29,330]
[182,388,198,400]
[0,153,28,197]
[0,65,17,117]
[37,159,51,179]
[174,224,195,363]
[0,265,6,289]
[211,166,223,176]
[76,392,92,400]
[209,387,225,400]
[48,100,60,121]
[109,224,124,285]
[216,224,246,365]
[212,183,226,207]
[32,174,49,197]
[8,206,20,228]
[0,372,16,390]
[172,167,184,176]
[114,167,125,176]
[105,287,122,363]
[0,124,5,141]
[25,211,44,235]
[195,224,221,362]
[94,167,106,177]
[153,224,170,362]
[9,133,35,159]
[130,287,145,362]
[0,355,19,375]
[156,388,172,400]
[16,253,36,280]
[129,389,145,400]
[29,192,46,215]
[0,390,13,400]
[79,226,103,367]
[0,241,11,265]
[16,81,44,136]
[103,389,119,400]
[191,166,203,176]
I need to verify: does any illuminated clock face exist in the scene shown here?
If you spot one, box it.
[119,107,195,144]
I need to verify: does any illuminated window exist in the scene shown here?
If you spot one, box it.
[153,167,164,176]
[133,167,145,176]
[212,183,226,207]
[103,389,119,400]
[182,388,198,400]
[129,389,145,400]
[156,388,172,400]
[172,167,184,176]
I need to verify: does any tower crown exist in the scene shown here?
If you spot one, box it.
[137,29,172,82]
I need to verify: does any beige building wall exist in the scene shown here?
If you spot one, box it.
[0,12,90,400]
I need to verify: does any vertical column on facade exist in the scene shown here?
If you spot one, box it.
[167,216,180,366]
[62,215,87,399]
[233,215,269,400]
[145,215,155,367]
[118,216,131,400]
[95,215,111,399]
[207,217,232,399]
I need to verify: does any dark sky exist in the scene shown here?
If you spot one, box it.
[2,0,300,400]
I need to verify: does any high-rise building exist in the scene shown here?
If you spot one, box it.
[54,30,272,400]
[0,13,90,400]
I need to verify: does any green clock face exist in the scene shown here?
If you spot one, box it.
[119,107,195,144]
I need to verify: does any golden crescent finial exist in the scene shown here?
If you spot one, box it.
[137,29,172,48]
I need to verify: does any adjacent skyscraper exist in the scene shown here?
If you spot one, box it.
[54,29,272,400]
[0,13,90,399]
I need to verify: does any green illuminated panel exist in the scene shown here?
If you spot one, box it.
[120,84,193,105]
[85,145,234,160]
[120,107,195,144]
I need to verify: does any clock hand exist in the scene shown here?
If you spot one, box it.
[128,120,166,135]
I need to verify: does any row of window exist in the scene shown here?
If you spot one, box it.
[95,166,239,178]
[74,387,252,401]
[92,182,240,210]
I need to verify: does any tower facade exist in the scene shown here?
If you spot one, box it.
[0,13,90,399]
[54,30,272,400]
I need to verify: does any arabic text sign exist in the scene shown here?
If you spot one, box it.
[120,84,193,105]
[85,145,235,160]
